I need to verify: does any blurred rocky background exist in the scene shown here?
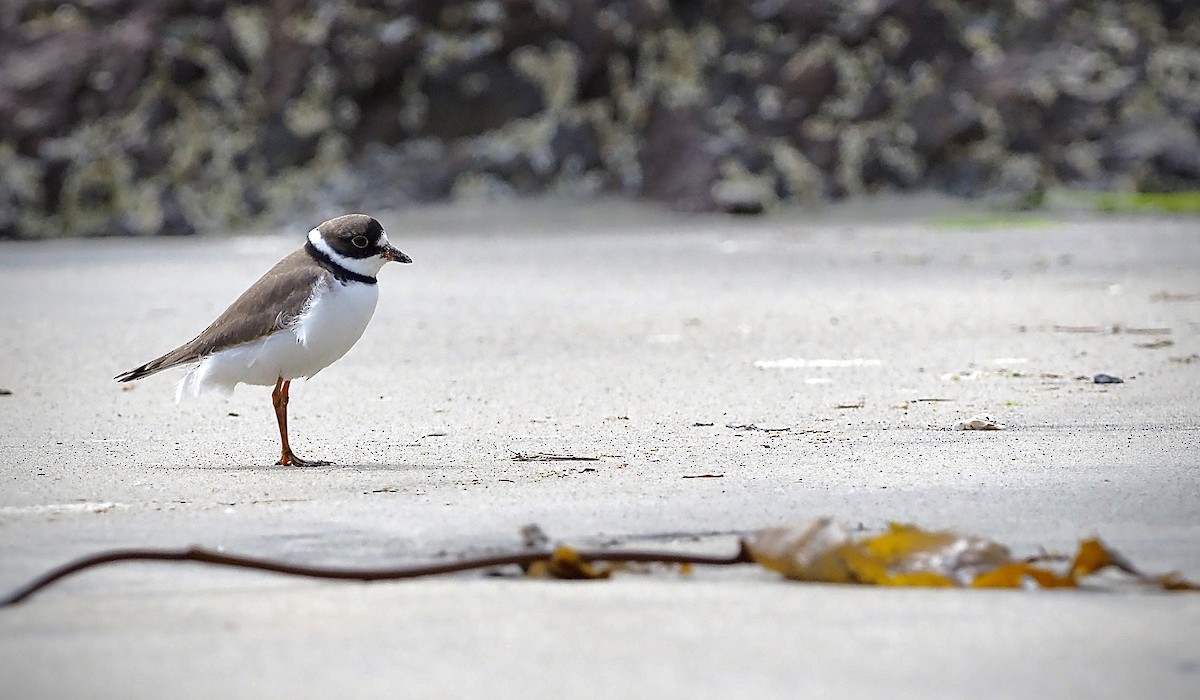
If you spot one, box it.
[1,0,1198,238]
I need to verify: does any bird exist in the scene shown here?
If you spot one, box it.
[115,214,411,466]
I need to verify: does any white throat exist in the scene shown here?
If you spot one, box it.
[308,228,389,278]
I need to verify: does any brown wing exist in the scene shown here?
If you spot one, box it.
[115,250,327,381]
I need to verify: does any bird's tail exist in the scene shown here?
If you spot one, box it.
[115,352,184,382]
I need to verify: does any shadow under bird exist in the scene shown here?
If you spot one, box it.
[115,214,412,465]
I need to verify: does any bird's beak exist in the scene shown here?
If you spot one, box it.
[382,245,412,264]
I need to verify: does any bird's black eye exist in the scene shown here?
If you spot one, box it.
[351,235,369,249]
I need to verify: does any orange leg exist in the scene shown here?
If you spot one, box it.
[272,377,328,466]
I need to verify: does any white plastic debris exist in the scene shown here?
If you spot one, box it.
[953,413,1006,431]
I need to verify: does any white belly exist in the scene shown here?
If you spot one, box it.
[176,279,379,400]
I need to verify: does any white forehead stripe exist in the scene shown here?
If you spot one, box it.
[308,227,388,278]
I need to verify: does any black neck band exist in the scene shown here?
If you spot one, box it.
[305,241,377,285]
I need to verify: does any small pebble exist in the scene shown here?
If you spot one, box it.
[1093,373,1124,384]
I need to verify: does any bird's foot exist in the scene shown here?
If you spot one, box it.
[276,451,331,467]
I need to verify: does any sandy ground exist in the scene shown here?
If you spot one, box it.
[1,198,1198,699]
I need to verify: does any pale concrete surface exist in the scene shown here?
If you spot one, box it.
[1,198,1198,699]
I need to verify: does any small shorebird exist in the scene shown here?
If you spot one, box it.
[116,214,411,465]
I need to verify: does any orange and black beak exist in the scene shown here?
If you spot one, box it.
[382,245,412,264]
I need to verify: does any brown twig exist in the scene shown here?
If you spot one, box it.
[1,543,753,607]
